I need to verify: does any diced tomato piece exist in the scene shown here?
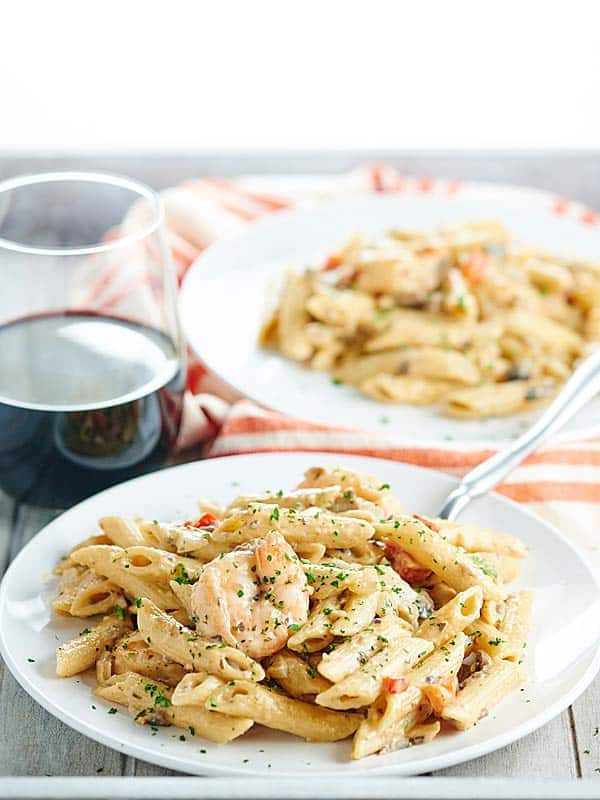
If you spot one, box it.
[460,247,489,286]
[384,541,432,585]
[412,513,441,532]
[383,676,410,694]
[184,512,218,528]
[421,675,458,714]
[324,253,344,270]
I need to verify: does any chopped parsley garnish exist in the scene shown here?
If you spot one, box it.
[269,507,280,522]
[378,483,390,490]
[173,563,193,585]
[113,604,125,620]
[79,628,91,636]
[144,683,172,708]
[469,554,498,578]
[135,598,143,608]
[108,707,118,715]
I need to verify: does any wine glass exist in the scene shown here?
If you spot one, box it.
[0,171,186,507]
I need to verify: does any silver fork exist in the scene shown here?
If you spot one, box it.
[438,348,600,520]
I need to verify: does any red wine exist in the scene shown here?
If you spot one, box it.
[0,311,185,507]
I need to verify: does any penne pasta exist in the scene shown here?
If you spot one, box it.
[263,222,589,418]
[56,612,132,677]
[317,616,412,683]
[70,546,182,611]
[376,517,505,602]
[51,464,531,761]
[266,650,332,698]
[417,588,483,647]
[136,597,264,682]
[442,659,526,730]
[315,636,433,710]
[205,681,360,742]
[352,685,423,759]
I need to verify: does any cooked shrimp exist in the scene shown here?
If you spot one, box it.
[190,531,309,660]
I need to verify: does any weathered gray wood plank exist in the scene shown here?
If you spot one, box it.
[570,676,600,778]
[0,504,123,777]
[439,710,577,778]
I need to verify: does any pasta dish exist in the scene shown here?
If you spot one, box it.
[53,465,530,759]
[260,222,599,418]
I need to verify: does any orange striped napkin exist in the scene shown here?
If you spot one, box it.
[125,166,600,568]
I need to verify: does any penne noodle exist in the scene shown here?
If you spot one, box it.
[70,546,182,611]
[317,616,412,683]
[95,671,253,743]
[417,588,483,646]
[376,517,505,602]
[56,612,132,677]
[352,685,423,759]
[442,659,526,730]
[136,597,264,682]
[497,591,532,661]
[315,636,433,710]
[263,223,589,420]
[51,463,532,761]
[99,517,147,548]
[287,596,344,653]
[266,650,332,698]
[205,681,360,742]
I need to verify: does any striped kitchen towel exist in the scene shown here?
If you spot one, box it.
[124,165,600,568]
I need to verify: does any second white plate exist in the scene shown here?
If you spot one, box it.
[180,186,600,443]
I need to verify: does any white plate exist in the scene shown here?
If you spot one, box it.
[1,452,599,777]
[180,185,600,443]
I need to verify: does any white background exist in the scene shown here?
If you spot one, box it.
[2,0,600,152]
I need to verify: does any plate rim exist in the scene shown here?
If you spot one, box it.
[1,451,600,777]
[179,184,600,446]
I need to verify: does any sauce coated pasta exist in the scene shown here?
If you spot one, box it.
[261,221,599,418]
[53,465,531,759]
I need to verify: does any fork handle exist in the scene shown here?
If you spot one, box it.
[437,348,600,521]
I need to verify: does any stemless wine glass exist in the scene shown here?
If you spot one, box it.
[0,172,186,508]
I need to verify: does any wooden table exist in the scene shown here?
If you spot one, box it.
[1,152,599,798]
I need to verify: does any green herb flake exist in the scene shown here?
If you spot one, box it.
[469,554,498,579]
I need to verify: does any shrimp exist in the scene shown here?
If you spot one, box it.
[190,531,309,660]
